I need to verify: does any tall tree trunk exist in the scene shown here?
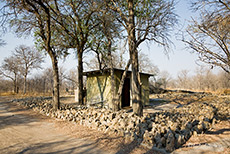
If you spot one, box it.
[15,74,19,94]
[131,50,142,116]
[111,68,119,111]
[51,55,60,110]
[128,0,143,116]
[23,75,27,94]
[107,39,119,111]
[13,78,17,94]
[78,51,84,105]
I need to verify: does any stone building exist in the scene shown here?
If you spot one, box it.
[83,68,152,109]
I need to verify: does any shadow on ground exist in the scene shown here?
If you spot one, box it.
[0,102,39,130]
[2,138,105,154]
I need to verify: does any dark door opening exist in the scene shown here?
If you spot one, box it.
[122,78,130,107]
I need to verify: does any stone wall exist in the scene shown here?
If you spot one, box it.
[12,96,230,152]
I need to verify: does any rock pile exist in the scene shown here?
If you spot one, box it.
[12,96,230,152]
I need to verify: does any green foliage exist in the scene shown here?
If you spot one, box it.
[107,0,177,50]
[34,28,69,59]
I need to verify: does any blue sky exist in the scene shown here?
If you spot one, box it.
[0,0,221,78]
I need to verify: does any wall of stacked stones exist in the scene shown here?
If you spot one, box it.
[12,96,230,152]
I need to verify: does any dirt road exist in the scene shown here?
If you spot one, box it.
[0,98,110,154]
[1,96,229,154]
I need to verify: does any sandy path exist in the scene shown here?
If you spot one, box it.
[0,99,109,154]
[1,96,229,154]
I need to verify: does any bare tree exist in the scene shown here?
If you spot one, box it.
[106,0,177,116]
[85,49,127,71]
[191,66,217,91]
[0,79,12,93]
[62,68,78,94]
[183,0,230,74]
[177,69,190,89]
[0,56,21,93]
[41,0,103,105]
[41,68,53,94]
[218,70,230,89]
[191,0,230,14]
[87,48,108,71]
[139,52,159,74]
[1,0,69,110]
[84,6,132,111]
[157,70,172,89]
[13,45,44,94]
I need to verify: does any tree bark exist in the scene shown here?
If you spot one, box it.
[45,3,60,110]
[128,0,143,116]
[78,51,84,105]
[13,79,17,93]
[107,39,119,111]
[23,75,27,94]
[51,55,60,110]
[131,50,143,116]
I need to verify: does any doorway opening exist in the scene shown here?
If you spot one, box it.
[122,78,130,107]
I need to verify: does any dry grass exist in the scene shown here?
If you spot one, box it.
[0,92,16,96]
[0,92,52,98]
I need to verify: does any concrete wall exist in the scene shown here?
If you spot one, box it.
[140,74,150,105]
[86,74,111,107]
[86,70,150,108]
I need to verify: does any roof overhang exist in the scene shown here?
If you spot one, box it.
[83,68,154,77]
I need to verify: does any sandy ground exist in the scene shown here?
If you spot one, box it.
[0,95,229,154]
[0,96,162,154]
[0,98,110,154]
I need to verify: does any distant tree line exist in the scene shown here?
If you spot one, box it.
[0,66,78,95]
[0,45,44,94]
[152,67,230,93]
[1,63,230,96]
